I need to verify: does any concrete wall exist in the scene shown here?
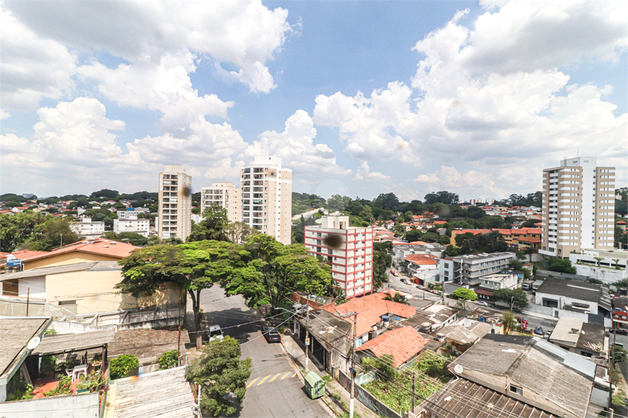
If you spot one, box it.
[0,296,76,319]
[0,392,99,417]
[338,370,402,418]
[572,264,627,284]
[537,270,589,281]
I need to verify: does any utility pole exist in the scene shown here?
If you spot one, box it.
[26,287,30,317]
[305,304,310,372]
[340,311,358,418]
[60,233,63,249]
[412,372,416,412]
[609,329,616,412]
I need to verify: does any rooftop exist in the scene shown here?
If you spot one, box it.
[109,329,190,365]
[32,330,115,355]
[0,261,121,282]
[404,254,438,266]
[536,278,606,305]
[356,326,428,367]
[0,317,51,384]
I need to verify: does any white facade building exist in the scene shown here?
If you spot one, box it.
[158,165,192,241]
[540,157,615,257]
[304,214,373,299]
[113,211,150,237]
[70,217,105,238]
[201,182,241,223]
[478,273,518,291]
[439,252,516,285]
[568,249,628,284]
[240,156,292,245]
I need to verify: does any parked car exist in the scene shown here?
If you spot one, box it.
[534,326,544,335]
[390,269,399,277]
[208,325,224,342]
[401,278,410,285]
[476,301,489,307]
[610,328,628,335]
[262,324,281,343]
[521,320,528,330]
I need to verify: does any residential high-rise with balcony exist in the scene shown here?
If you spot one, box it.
[540,157,615,257]
[304,214,373,298]
[201,182,241,223]
[240,156,292,245]
[158,165,192,241]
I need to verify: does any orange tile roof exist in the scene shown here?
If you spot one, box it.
[405,254,438,266]
[356,326,428,367]
[517,237,541,243]
[3,239,139,264]
[433,221,447,224]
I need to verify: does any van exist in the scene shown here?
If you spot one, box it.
[208,325,224,342]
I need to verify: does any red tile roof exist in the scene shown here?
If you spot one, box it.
[356,326,428,367]
[517,237,541,243]
[405,254,438,266]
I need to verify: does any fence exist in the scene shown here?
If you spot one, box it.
[338,370,402,418]
[0,296,76,319]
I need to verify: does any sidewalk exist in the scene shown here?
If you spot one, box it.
[521,309,556,321]
[281,332,378,418]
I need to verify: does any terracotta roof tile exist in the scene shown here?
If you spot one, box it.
[405,254,438,266]
[2,239,139,265]
[357,326,428,366]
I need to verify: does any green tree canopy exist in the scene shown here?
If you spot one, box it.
[188,204,230,242]
[547,258,576,274]
[493,288,529,311]
[384,292,408,305]
[22,216,80,251]
[186,336,252,417]
[500,311,518,334]
[452,288,477,310]
[104,231,149,246]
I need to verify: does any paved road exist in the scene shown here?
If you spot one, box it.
[386,272,441,303]
[199,285,330,418]
[613,333,628,383]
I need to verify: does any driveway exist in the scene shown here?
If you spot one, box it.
[198,285,330,418]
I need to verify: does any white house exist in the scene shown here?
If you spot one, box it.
[70,217,105,237]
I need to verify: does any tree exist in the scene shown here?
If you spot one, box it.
[117,241,244,348]
[104,232,149,246]
[509,260,525,271]
[424,191,459,205]
[547,258,576,274]
[188,205,230,242]
[493,289,529,311]
[384,292,408,305]
[467,206,486,219]
[452,288,477,310]
[373,249,392,290]
[0,212,45,252]
[500,311,518,334]
[224,234,332,313]
[90,189,119,199]
[614,345,628,365]
[23,217,80,251]
[438,235,451,245]
[224,221,254,244]
[186,336,252,417]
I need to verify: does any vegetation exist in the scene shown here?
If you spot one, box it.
[373,242,392,290]
[186,336,252,417]
[110,354,139,379]
[493,288,529,311]
[104,231,149,246]
[292,192,326,216]
[7,375,34,401]
[44,375,72,397]
[500,311,518,334]
[452,288,477,310]
[0,212,80,252]
[614,345,627,365]
[384,292,409,305]
[188,205,230,242]
[158,350,180,370]
[547,258,577,274]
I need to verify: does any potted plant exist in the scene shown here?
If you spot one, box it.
[76,379,91,393]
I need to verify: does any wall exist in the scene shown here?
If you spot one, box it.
[572,264,627,284]
[25,253,120,270]
[18,277,46,299]
[338,370,402,418]
[0,392,99,417]
[536,270,589,281]
[0,296,76,319]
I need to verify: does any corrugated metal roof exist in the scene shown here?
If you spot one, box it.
[0,317,51,380]
[32,330,115,355]
[0,261,121,281]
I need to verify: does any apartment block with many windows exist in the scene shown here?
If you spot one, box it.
[158,165,192,241]
[201,182,241,223]
[240,156,292,245]
[540,157,615,257]
[304,214,373,299]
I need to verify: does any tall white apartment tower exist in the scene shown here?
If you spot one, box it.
[304,214,374,298]
[158,165,192,241]
[240,156,292,245]
[201,183,241,223]
[540,157,615,257]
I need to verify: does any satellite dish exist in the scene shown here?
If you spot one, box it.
[27,337,41,350]
[454,364,464,374]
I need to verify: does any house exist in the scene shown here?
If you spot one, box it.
[404,254,439,286]
[548,317,608,359]
[435,321,493,353]
[534,278,612,325]
[403,304,457,333]
[0,261,183,317]
[0,317,52,402]
[439,252,516,287]
[69,217,105,238]
[476,272,518,303]
[0,238,139,271]
[448,334,609,418]
[356,326,428,367]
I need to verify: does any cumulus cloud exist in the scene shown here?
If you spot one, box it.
[414,166,504,196]
[354,161,390,181]
[0,109,10,121]
[243,110,351,177]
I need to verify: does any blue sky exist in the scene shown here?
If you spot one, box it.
[1,0,626,201]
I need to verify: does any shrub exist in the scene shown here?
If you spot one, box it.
[44,375,72,397]
[110,354,139,379]
[158,350,180,370]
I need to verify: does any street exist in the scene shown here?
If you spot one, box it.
[199,285,330,418]
[386,272,441,303]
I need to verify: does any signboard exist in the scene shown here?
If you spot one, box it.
[305,338,310,345]
[6,259,22,267]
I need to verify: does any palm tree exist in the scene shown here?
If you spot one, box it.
[500,311,518,335]
[613,259,621,270]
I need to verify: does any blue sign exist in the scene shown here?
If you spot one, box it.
[6,259,22,267]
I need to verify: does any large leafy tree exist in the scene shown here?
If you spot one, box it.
[117,241,246,348]
[224,221,254,244]
[225,234,332,312]
[493,288,529,311]
[452,288,477,311]
[373,247,392,290]
[0,212,45,252]
[188,204,230,242]
[23,217,80,251]
[187,336,252,417]
[0,213,79,252]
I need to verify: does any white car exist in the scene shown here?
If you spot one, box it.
[208,325,224,342]
[401,278,410,285]
[476,301,489,307]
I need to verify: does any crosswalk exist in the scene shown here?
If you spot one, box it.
[247,371,297,388]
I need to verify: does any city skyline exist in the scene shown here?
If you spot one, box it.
[1,0,626,201]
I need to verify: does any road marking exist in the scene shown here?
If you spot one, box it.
[280,372,292,380]
[257,375,271,386]
[247,377,260,388]
[291,372,297,377]
[269,373,282,383]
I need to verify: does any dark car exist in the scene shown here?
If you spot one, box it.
[262,325,281,343]
[610,328,628,335]
[534,326,543,335]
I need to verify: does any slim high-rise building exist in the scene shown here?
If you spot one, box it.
[304,214,373,298]
[158,165,192,241]
[240,156,292,245]
[201,183,241,223]
[540,157,615,257]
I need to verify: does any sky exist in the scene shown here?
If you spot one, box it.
[1,0,626,202]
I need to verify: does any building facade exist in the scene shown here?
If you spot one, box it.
[158,165,192,241]
[540,157,615,257]
[69,217,105,238]
[240,156,292,245]
[304,214,373,298]
[201,182,241,223]
[439,252,516,285]
[113,210,150,237]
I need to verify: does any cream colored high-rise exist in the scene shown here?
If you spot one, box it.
[540,157,615,257]
[201,183,241,223]
[158,165,192,241]
[240,156,292,245]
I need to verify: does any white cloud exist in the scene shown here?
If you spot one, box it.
[6,0,291,95]
[243,110,351,177]
[354,161,390,181]
[0,8,77,110]
[0,109,10,121]
[414,166,504,196]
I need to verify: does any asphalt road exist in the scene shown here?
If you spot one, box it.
[613,333,628,383]
[199,285,329,418]
[386,272,441,303]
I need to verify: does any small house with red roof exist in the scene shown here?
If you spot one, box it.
[405,254,439,286]
[356,326,428,367]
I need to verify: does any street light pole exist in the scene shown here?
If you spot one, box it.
[340,311,358,418]
[305,304,310,372]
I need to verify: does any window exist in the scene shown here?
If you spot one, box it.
[509,384,523,395]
